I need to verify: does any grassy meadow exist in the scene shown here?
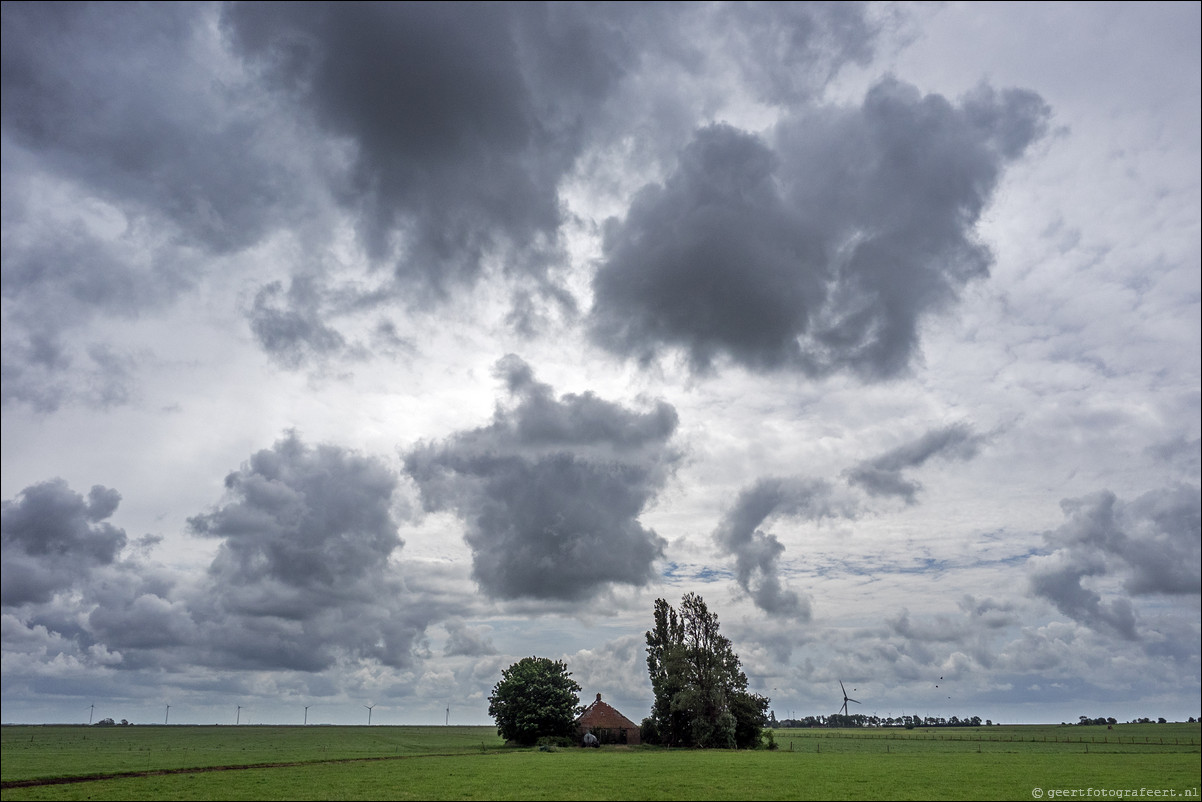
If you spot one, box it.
[2,723,1198,801]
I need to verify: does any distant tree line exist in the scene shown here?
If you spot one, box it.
[775,713,988,729]
[772,713,1191,728]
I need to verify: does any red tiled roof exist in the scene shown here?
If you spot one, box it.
[577,693,639,731]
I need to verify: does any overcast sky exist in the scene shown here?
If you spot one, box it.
[3,1,1198,727]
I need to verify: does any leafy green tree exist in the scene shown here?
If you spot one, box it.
[488,656,583,746]
[645,593,769,748]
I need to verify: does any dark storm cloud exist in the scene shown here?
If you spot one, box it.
[0,479,190,673]
[0,164,190,410]
[715,424,984,617]
[957,595,1021,631]
[248,278,349,368]
[1,332,141,412]
[847,423,987,503]
[223,1,627,298]
[591,124,819,373]
[0,185,186,323]
[1,3,292,253]
[405,356,679,601]
[784,593,1027,692]
[589,78,1050,377]
[1029,485,1201,640]
[217,0,648,366]
[1147,436,1201,476]
[885,596,1019,652]
[1,3,291,405]
[189,433,401,592]
[1,480,127,607]
[713,477,855,619]
[1031,559,1138,641]
[1118,485,1202,595]
[87,591,191,655]
[0,440,450,678]
[442,619,498,658]
[220,2,882,356]
[187,433,428,670]
[717,1,877,106]
[1,1,888,391]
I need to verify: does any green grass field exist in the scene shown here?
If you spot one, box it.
[2,723,1198,801]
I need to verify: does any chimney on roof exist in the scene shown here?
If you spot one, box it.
[596,693,602,702]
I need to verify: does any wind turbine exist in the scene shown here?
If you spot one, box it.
[839,681,860,717]
[304,706,310,726]
[165,704,171,725]
[88,704,94,725]
[236,705,243,725]
[365,704,375,725]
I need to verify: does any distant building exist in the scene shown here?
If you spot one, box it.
[576,693,641,745]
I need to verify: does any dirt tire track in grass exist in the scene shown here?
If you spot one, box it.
[0,750,490,789]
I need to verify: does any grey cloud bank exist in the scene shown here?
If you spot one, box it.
[847,423,987,503]
[590,81,1049,377]
[405,356,680,601]
[2,2,1198,726]
[1,480,127,607]
[1029,485,1201,641]
[188,433,424,671]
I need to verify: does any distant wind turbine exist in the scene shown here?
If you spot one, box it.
[839,681,861,717]
[165,704,171,725]
[304,706,310,726]
[88,704,94,725]
[236,705,242,725]
[365,704,375,725]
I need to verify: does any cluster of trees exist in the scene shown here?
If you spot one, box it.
[92,718,132,726]
[482,601,1199,749]
[1077,716,1120,726]
[486,594,768,749]
[641,593,768,749]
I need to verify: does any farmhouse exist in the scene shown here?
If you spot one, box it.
[576,693,641,745]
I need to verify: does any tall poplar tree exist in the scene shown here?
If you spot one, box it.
[644,593,769,748]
